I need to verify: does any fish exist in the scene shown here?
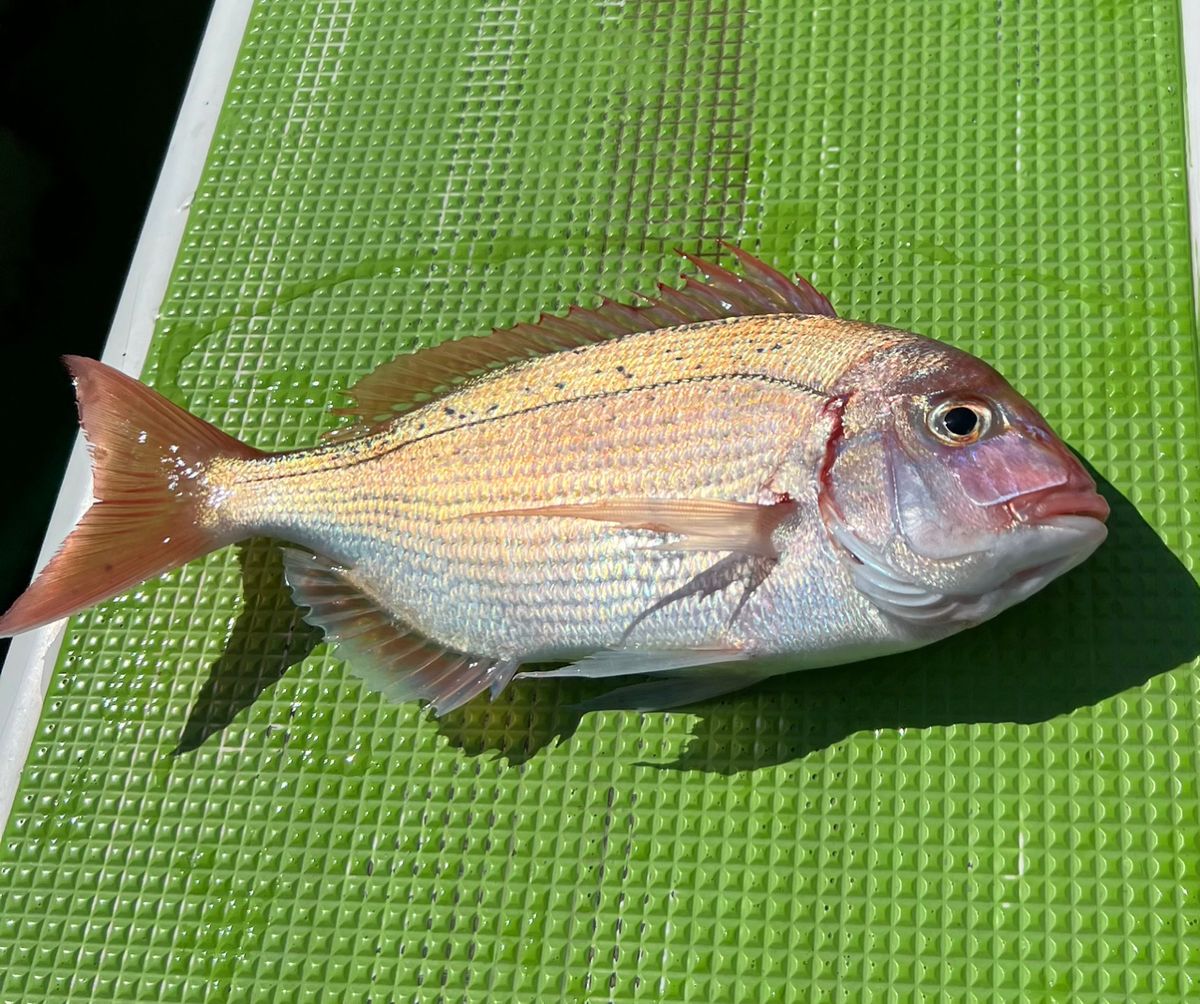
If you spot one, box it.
[0,245,1109,714]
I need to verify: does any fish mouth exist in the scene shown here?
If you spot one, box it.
[1010,485,1110,524]
[829,505,1107,629]
[993,514,1106,609]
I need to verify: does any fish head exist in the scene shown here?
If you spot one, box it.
[822,338,1109,628]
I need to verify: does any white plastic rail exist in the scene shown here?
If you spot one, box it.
[0,0,256,834]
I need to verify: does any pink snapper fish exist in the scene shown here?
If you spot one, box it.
[0,247,1109,713]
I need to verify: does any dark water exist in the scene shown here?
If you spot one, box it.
[0,0,212,665]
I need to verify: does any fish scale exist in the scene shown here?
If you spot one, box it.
[211,313,895,646]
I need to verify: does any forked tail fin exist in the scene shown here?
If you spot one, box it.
[0,356,264,636]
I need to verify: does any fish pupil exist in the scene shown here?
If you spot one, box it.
[943,406,978,437]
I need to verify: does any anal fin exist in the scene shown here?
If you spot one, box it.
[282,549,516,715]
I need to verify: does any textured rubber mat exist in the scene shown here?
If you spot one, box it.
[2,0,1198,1000]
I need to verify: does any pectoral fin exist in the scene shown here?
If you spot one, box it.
[463,497,797,558]
[519,646,747,680]
[572,668,768,712]
[517,647,762,711]
[620,552,776,642]
[282,549,517,714]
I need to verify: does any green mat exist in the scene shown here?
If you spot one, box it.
[3,0,1199,999]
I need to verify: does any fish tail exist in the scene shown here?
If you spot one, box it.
[0,356,264,636]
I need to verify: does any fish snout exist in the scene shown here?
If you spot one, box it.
[989,423,1108,525]
[1008,471,1110,525]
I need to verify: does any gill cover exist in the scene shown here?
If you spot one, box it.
[818,380,1107,630]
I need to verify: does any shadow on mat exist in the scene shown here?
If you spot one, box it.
[174,537,598,761]
[438,472,1200,771]
[177,475,1198,772]
[173,538,322,755]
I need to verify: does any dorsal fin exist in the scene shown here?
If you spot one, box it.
[328,244,835,439]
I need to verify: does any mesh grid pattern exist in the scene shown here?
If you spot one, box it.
[2,0,1198,1000]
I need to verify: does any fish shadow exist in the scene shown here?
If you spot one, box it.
[434,674,605,765]
[173,538,323,755]
[438,472,1200,772]
[664,471,1200,771]
[175,537,598,761]
[179,475,1197,773]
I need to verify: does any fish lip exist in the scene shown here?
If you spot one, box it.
[1037,513,1109,535]
[1010,485,1110,524]
[1005,513,1108,581]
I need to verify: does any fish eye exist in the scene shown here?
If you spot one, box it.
[928,400,991,445]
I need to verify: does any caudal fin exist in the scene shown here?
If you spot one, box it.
[0,356,263,636]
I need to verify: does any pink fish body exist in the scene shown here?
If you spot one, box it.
[0,248,1108,713]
